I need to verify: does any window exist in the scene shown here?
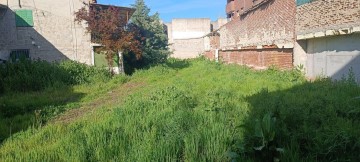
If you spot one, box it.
[15,10,33,27]
[10,49,30,62]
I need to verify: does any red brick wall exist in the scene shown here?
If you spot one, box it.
[209,35,220,49]
[219,49,293,69]
[226,0,235,15]
[236,0,254,15]
[204,51,215,60]
[296,0,360,35]
[220,0,296,49]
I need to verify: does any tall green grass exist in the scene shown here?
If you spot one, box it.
[0,58,359,161]
[0,60,111,94]
[0,60,114,142]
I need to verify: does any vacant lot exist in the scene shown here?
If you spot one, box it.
[0,58,359,161]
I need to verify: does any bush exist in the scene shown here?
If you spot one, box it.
[59,60,112,84]
[0,60,111,94]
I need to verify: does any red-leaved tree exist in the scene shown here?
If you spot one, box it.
[75,4,141,73]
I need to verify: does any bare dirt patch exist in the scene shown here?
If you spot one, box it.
[51,82,145,124]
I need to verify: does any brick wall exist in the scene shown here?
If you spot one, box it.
[204,51,215,60]
[219,49,293,69]
[209,35,220,49]
[220,0,296,49]
[296,0,360,35]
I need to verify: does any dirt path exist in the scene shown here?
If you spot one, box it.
[50,81,145,124]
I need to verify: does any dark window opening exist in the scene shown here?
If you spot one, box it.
[10,49,30,62]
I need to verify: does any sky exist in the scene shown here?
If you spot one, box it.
[97,0,227,23]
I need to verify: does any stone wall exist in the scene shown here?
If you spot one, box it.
[219,49,293,69]
[220,0,296,49]
[0,0,92,64]
[296,0,360,35]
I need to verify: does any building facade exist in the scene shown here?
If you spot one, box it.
[206,0,296,69]
[294,0,360,82]
[0,0,134,66]
[206,0,360,82]
[166,18,227,59]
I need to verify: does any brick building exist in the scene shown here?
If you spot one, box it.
[0,0,134,66]
[207,0,360,82]
[294,0,360,82]
[206,0,296,69]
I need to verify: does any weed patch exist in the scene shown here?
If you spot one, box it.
[0,58,359,161]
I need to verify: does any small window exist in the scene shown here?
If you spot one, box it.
[15,10,33,27]
[10,49,30,62]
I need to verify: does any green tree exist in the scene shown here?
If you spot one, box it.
[124,0,171,74]
[75,5,141,74]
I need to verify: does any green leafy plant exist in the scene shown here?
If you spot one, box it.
[253,113,283,162]
[227,112,284,162]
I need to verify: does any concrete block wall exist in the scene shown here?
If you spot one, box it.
[296,0,360,35]
[171,38,205,59]
[171,18,210,40]
[219,49,293,70]
[294,0,360,83]
[220,0,296,49]
[211,18,228,31]
[0,0,92,64]
[306,34,360,82]
[167,18,211,59]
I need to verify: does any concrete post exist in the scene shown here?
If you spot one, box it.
[215,49,219,62]
[91,46,95,66]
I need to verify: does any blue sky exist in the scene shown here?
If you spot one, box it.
[97,0,227,23]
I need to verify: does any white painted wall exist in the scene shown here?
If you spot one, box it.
[0,0,92,64]
[171,18,210,40]
[166,18,211,59]
[306,34,360,83]
[293,40,307,69]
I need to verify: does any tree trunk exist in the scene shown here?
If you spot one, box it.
[118,51,125,74]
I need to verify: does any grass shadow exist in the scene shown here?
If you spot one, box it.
[0,85,85,143]
[232,79,360,161]
[164,58,191,70]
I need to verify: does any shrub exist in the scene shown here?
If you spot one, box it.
[59,60,112,84]
[0,60,111,94]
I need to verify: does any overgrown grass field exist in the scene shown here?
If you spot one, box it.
[0,58,359,161]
